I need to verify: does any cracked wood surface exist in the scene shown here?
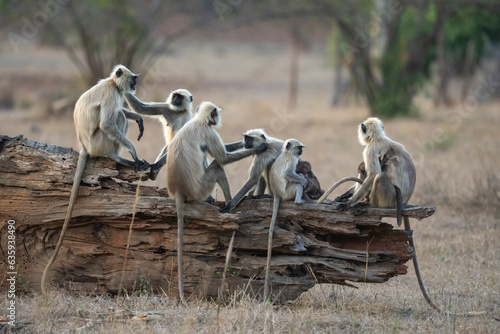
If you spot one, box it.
[0,135,435,301]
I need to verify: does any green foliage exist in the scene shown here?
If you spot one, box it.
[444,5,500,73]
[16,272,31,294]
[333,1,500,117]
[135,274,151,296]
[372,4,437,117]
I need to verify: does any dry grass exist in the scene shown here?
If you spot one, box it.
[1,39,499,333]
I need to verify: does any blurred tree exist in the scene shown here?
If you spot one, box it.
[438,3,500,102]
[1,0,216,86]
[234,0,500,117]
[333,0,448,117]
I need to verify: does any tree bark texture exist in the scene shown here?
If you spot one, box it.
[0,135,435,302]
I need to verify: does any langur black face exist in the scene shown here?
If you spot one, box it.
[244,135,254,149]
[209,107,219,126]
[361,123,367,134]
[297,146,303,156]
[286,140,304,157]
[171,93,185,107]
[130,75,138,91]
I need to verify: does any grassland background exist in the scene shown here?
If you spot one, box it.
[0,35,499,333]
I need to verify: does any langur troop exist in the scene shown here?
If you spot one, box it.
[42,65,417,304]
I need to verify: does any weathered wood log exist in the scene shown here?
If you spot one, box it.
[0,135,435,302]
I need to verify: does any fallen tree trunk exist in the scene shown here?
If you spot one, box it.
[0,135,435,302]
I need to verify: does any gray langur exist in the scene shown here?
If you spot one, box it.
[220,129,284,213]
[333,117,415,227]
[317,117,415,227]
[41,65,150,295]
[125,89,193,180]
[318,119,484,315]
[264,139,307,300]
[166,102,268,305]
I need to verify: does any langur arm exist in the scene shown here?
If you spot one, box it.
[209,132,268,165]
[366,149,383,175]
[285,168,308,187]
[122,108,144,141]
[99,112,142,164]
[224,141,244,152]
[348,174,375,206]
[125,93,173,116]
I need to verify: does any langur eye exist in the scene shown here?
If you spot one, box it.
[361,123,367,133]
[190,96,193,102]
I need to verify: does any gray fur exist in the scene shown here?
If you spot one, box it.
[41,65,149,295]
[166,102,268,305]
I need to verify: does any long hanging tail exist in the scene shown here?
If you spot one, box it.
[217,230,236,324]
[176,194,187,306]
[41,149,88,295]
[404,216,441,312]
[395,186,403,227]
[317,177,363,204]
[264,196,280,301]
[405,216,485,316]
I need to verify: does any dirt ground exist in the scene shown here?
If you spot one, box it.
[0,38,499,333]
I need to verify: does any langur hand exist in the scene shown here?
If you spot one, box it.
[134,158,150,172]
[255,143,268,154]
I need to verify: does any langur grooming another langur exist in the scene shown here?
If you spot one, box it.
[125,89,193,180]
[220,129,284,213]
[264,139,307,300]
[166,102,268,305]
[41,65,149,295]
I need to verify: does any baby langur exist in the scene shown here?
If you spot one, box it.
[166,102,268,305]
[295,161,324,201]
[264,139,307,300]
[125,89,193,180]
[220,129,284,213]
[41,65,149,295]
[333,155,391,203]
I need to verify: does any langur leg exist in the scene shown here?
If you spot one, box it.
[108,112,150,172]
[294,183,305,204]
[255,176,267,196]
[370,173,397,208]
[148,145,167,180]
[202,161,232,204]
[102,113,148,171]
[220,166,264,213]
[112,156,150,172]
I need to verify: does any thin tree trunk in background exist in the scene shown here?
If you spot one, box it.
[331,47,346,107]
[434,21,452,107]
[287,22,301,111]
[461,39,476,101]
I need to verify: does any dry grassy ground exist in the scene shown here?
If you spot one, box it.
[1,39,499,333]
